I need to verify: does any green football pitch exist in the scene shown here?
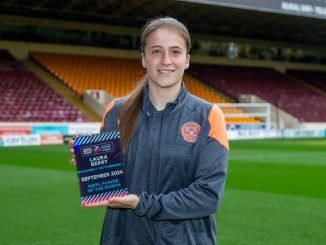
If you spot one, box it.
[0,138,325,244]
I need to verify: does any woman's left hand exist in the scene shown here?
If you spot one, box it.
[84,194,139,209]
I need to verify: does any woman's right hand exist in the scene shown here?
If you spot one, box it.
[69,134,78,167]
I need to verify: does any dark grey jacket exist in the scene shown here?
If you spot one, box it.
[100,83,229,245]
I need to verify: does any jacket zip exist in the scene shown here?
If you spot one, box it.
[156,113,166,245]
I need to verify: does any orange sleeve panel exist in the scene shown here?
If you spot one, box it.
[100,99,116,130]
[208,104,229,150]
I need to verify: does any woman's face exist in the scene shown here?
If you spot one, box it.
[142,27,190,90]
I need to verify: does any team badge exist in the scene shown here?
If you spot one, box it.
[181,122,201,143]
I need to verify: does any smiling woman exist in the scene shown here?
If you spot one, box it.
[141,28,190,92]
[118,17,192,149]
[69,17,229,245]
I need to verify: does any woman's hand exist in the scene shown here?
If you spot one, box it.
[69,134,78,166]
[107,194,139,209]
[83,194,139,209]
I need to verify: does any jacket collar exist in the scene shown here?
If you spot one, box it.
[141,81,189,115]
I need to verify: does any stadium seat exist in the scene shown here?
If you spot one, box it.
[30,51,260,124]
[188,64,326,122]
[287,70,326,92]
[0,50,89,122]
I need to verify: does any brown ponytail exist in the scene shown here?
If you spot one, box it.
[118,17,191,152]
[118,78,146,152]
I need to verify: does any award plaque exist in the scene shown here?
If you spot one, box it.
[73,131,128,207]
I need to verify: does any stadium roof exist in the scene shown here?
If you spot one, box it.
[0,0,326,46]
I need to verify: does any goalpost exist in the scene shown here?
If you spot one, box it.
[217,103,272,130]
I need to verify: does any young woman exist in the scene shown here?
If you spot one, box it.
[70,17,229,245]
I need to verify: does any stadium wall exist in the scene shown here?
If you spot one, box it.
[0,40,140,60]
[0,122,325,147]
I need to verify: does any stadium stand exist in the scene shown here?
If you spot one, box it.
[183,74,229,103]
[183,75,261,123]
[287,70,326,92]
[188,64,326,122]
[30,52,145,97]
[30,51,260,124]
[0,50,89,122]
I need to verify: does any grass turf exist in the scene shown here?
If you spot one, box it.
[0,138,325,244]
